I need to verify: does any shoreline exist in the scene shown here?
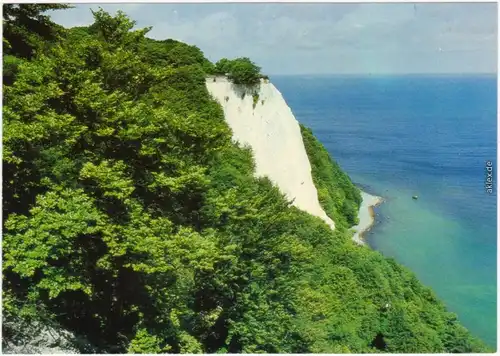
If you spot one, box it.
[352,190,383,245]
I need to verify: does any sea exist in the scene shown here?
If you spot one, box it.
[272,74,497,348]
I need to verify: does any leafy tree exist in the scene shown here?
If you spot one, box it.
[227,57,261,85]
[214,58,232,75]
[3,4,71,59]
[3,54,25,86]
[140,38,215,74]
[214,57,262,86]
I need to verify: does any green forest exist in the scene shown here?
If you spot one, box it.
[2,5,491,353]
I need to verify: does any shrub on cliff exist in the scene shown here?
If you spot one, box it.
[214,57,261,85]
[252,93,259,109]
[227,57,261,85]
[214,57,232,75]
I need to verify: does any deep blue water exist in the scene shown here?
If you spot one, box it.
[273,74,497,348]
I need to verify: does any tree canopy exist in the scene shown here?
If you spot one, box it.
[214,57,263,85]
[3,4,70,59]
[2,7,491,354]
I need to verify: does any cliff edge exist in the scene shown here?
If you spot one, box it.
[206,77,335,230]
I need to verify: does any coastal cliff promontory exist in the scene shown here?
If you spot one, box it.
[206,77,335,230]
[3,7,491,354]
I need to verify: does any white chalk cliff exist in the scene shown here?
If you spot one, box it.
[206,77,335,230]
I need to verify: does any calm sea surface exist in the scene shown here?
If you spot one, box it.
[273,74,497,347]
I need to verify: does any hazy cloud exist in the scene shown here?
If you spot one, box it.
[49,3,497,74]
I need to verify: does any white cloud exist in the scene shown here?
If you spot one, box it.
[49,3,497,74]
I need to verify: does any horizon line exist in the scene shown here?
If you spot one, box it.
[268,72,497,77]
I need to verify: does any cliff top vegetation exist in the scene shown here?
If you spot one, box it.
[214,57,264,85]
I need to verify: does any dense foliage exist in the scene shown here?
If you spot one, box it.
[3,4,70,86]
[300,125,362,228]
[2,7,492,354]
[214,57,262,85]
[3,4,70,59]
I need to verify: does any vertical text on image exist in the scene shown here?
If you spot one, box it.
[485,160,493,194]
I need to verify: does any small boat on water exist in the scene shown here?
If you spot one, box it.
[412,195,418,200]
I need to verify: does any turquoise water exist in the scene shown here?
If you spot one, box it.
[273,75,497,347]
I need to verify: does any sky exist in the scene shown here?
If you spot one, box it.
[49,3,497,75]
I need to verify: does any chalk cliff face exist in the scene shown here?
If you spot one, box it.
[206,77,335,230]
